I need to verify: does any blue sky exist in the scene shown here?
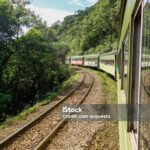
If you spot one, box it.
[31,0,98,13]
[27,0,98,26]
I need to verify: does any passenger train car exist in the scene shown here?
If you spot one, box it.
[66,51,117,79]
[66,0,150,149]
[70,56,84,66]
[84,54,99,68]
[99,51,117,77]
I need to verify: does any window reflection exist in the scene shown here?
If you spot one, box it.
[123,36,129,98]
[139,1,150,149]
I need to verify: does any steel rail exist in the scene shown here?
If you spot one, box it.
[0,71,85,148]
[35,71,94,150]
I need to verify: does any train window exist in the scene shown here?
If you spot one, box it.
[123,35,129,96]
[120,45,124,89]
[118,50,121,78]
[130,3,142,143]
[139,0,150,149]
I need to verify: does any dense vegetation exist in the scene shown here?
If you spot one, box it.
[0,0,69,121]
[52,0,120,55]
[0,0,120,122]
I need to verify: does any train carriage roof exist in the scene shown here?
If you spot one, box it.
[71,55,84,59]
[100,50,117,56]
[84,54,99,58]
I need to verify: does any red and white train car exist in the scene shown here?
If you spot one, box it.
[71,56,84,66]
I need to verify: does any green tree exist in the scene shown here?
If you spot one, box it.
[52,0,120,55]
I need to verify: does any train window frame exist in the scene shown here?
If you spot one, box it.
[121,33,129,93]
[129,1,146,148]
[132,6,142,131]
[121,44,124,90]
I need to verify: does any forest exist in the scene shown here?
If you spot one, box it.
[52,0,120,55]
[0,0,120,122]
[0,0,70,121]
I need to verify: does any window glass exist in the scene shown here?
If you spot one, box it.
[123,35,129,97]
[118,50,121,78]
[139,1,150,149]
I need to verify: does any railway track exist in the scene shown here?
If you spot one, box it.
[35,71,94,150]
[0,70,94,150]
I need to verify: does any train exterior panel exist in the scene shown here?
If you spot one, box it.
[71,56,84,66]
[84,54,99,68]
[99,51,117,77]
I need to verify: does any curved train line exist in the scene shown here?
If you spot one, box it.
[35,71,94,150]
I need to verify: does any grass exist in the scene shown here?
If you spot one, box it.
[87,68,117,103]
[59,71,80,93]
[84,68,119,150]
[97,72,117,103]
[0,102,42,129]
[0,71,80,129]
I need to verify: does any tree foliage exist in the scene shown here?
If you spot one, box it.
[52,0,120,54]
[0,0,70,121]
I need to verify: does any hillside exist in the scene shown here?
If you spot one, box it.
[52,0,120,55]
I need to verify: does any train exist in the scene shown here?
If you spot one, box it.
[66,0,150,149]
[66,51,117,78]
[66,51,150,80]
